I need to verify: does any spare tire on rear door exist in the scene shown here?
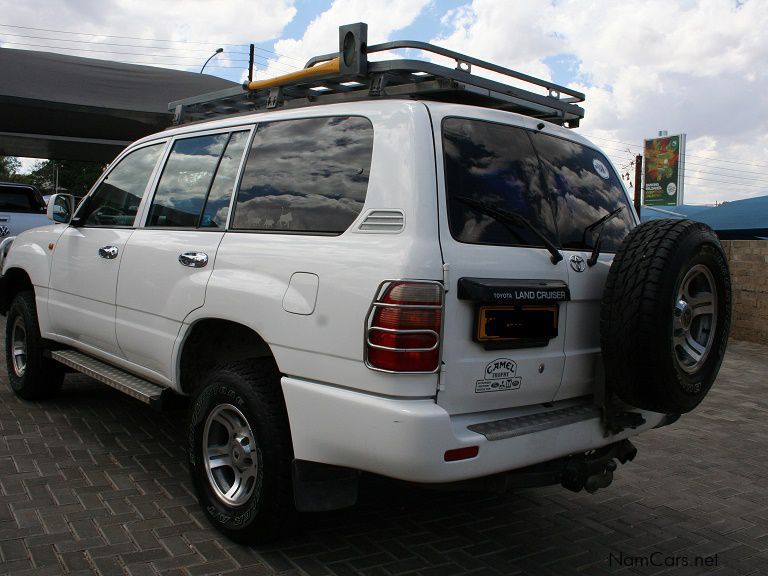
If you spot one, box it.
[601,219,731,414]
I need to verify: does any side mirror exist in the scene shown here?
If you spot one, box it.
[46,194,74,224]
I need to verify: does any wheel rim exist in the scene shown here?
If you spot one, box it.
[10,316,28,377]
[203,404,259,507]
[672,264,718,374]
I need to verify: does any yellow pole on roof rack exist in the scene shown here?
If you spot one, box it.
[243,57,341,91]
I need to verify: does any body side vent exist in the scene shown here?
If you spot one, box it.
[356,209,405,233]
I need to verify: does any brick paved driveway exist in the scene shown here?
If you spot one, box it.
[0,324,767,576]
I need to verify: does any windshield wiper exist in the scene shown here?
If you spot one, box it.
[583,206,624,267]
[456,196,563,264]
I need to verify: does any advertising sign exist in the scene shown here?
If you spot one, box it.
[643,134,686,206]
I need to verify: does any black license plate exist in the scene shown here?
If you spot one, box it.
[476,304,558,348]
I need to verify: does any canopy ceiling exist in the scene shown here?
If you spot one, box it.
[0,48,237,162]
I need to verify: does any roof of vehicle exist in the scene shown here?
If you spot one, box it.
[0,182,40,191]
[131,99,596,153]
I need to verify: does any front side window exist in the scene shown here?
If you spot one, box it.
[532,132,633,252]
[443,118,558,247]
[80,143,163,227]
[232,116,374,234]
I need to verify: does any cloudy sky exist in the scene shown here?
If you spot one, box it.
[1,0,766,204]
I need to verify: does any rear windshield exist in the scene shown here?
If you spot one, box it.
[443,118,632,252]
[0,186,44,213]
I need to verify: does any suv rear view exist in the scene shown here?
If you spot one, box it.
[0,23,731,543]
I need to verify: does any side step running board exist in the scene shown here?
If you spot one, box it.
[51,350,166,409]
[468,404,601,441]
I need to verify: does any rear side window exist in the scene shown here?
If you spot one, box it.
[532,132,632,252]
[442,118,557,247]
[232,116,373,234]
[147,133,227,227]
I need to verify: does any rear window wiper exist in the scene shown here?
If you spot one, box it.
[455,196,563,264]
[583,206,624,267]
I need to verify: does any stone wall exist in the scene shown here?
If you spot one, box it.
[722,240,768,345]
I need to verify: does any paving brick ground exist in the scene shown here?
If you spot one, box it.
[0,325,767,575]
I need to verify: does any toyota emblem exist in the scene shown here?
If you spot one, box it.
[569,254,586,273]
[0,226,9,237]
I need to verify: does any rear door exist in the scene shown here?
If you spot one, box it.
[433,114,570,415]
[529,133,635,401]
[115,128,250,379]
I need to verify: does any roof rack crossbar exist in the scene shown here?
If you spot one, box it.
[169,22,585,127]
[305,39,584,103]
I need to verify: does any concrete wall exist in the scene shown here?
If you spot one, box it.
[722,240,768,345]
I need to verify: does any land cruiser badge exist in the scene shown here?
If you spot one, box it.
[475,358,522,393]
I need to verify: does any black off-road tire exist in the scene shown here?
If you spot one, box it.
[5,291,65,400]
[188,358,293,543]
[601,219,731,414]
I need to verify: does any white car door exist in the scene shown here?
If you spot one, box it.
[525,132,636,401]
[115,129,251,379]
[433,113,570,415]
[47,142,165,356]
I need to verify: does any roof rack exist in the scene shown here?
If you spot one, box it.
[169,23,585,127]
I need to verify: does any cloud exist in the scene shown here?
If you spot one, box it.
[430,0,768,204]
[0,0,297,71]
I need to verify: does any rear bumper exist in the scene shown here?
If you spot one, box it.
[281,376,666,483]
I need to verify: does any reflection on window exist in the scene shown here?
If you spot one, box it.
[443,118,557,247]
[233,116,373,234]
[81,143,163,227]
[147,134,229,227]
[532,133,632,252]
[200,131,248,228]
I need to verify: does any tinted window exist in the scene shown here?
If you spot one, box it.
[532,133,632,252]
[0,189,39,212]
[81,143,163,227]
[443,118,557,247]
[200,131,249,228]
[233,116,373,234]
[147,133,229,227]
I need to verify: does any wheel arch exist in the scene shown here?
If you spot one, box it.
[176,318,276,395]
[0,267,34,315]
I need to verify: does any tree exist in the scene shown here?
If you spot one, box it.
[0,156,22,181]
[26,159,106,197]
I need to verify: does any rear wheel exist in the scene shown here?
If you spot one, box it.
[188,358,293,543]
[601,219,731,413]
[5,291,64,400]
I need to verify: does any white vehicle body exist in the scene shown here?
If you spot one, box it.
[1,99,666,483]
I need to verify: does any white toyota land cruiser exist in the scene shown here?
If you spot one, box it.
[0,24,731,542]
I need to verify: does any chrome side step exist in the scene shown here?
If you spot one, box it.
[51,350,166,409]
[468,404,601,441]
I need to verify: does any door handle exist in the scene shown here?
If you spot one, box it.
[178,252,208,268]
[98,245,119,259]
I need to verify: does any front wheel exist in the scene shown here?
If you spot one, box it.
[188,358,293,543]
[5,291,64,400]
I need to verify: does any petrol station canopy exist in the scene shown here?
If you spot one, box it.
[0,48,237,162]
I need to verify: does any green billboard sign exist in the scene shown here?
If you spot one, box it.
[643,134,686,206]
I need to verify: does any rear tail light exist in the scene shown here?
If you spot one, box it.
[365,280,443,372]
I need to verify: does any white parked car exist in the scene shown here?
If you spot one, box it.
[0,182,49,238]
[0,24,731,542]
